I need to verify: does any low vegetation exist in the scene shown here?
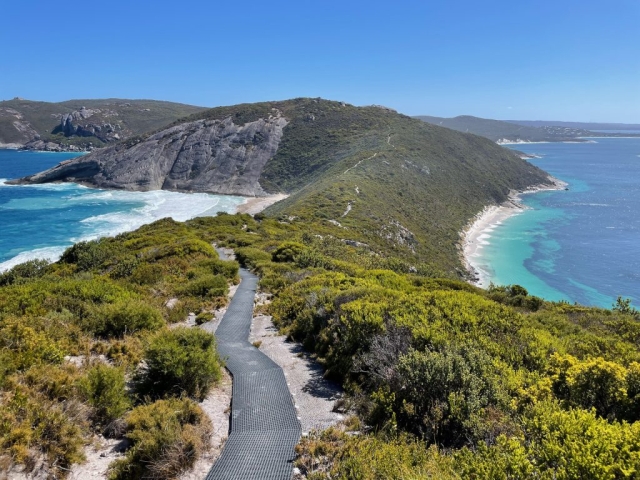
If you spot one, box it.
[190,213,640,480]
[2,208,640,478]
[108,398,212,480]
[0,218,234,477]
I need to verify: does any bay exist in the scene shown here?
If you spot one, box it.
[0,150,245,271]
[476,138,640,308]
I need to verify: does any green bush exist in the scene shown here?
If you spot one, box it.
[0,388,86,476]
[80,364,130,430]
[194,258,240,280]
[272,242,306,263]
[136,327,221,400]
[390,347,497,446]
[0,317,65,373]
[130,263,163,285]
[0,259,51,286]
[89,300,164,337]
[195,311,214,325]
[61,238,116,271]
[108,398,211,480]
[234,247,271,268]
[295,428,457,480]
[181,274,228,298]
[456,401,640,479]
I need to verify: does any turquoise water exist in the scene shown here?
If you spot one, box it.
[0,150,245,271]
[474,138,640,308]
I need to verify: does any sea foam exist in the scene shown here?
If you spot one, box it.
[0,184,245,273]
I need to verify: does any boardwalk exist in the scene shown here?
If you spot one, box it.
[205,267,300,480]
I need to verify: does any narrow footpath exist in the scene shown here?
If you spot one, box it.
[204,263,301,480]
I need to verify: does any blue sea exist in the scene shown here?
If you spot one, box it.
[472,138,640,308]
[0,150,245,271]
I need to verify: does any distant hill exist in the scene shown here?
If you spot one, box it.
[12,98,551,274]
[415,115,595,143]
[507,120,640,131]
[0,98,206,151]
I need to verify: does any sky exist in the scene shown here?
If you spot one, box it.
[1,1,639,122]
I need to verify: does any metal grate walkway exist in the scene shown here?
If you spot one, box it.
[205,267,300,480]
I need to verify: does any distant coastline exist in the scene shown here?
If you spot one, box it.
[461,177,568,287]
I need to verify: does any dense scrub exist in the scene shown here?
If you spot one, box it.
[0,218,234,477]
[190,213,640,479]
[3,211,640,478]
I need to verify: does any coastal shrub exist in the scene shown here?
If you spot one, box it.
[61,238,116,271]
[181,274,228,298]
[136,327,221,400]
[107,398,211,480]
[487,284,544,311]
[0,259,51,286]
[295,427,457,480]
[390,347,498,445]
[549,354,639,421]
[105,336,144,367]
[194,258,239,281]
[272,241,306,263]
[0,317,65,373]
[22,363,83,402]
[234,247,271,268]
[456,402,640,479]
[79,364,130,431]
[130,263,164,285]
[89,299,164,337]
[195,311,214,325]
[0,387,87,475]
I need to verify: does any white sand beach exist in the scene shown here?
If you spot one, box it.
[461,177,568,287]
[236,193,288,215]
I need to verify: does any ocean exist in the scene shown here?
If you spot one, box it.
[0,150,245,272]
[472,138,640,308]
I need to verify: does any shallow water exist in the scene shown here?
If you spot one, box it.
[474,138,640,308]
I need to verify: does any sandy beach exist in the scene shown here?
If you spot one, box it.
[235,193,288,215]
[461,177,568,287]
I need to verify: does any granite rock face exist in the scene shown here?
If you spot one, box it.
[58,107,121,142]
[12,114,288,196]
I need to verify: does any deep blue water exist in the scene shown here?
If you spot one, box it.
[474,138,640,308]
[0,150,245,271]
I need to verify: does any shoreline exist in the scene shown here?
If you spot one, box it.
[461,176,568,288]
[235,193,288,214]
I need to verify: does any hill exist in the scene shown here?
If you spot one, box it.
[3,100,640,479]
[12,98,551,274]
[508,119,640,131]
[415,114,596,142]
[0,98,206,151]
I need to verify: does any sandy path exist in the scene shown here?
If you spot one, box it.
[178,370,232,480]
[249,313,343,435]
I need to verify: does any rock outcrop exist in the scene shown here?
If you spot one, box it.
[12,114,288,197]
[58,107,121,142]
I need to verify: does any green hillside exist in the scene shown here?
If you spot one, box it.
[159,98,551,274]
[0,98,205,148]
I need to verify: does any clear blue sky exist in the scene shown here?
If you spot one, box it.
[2,1,638,122]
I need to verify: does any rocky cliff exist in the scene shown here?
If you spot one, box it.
[13,113,288,196]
